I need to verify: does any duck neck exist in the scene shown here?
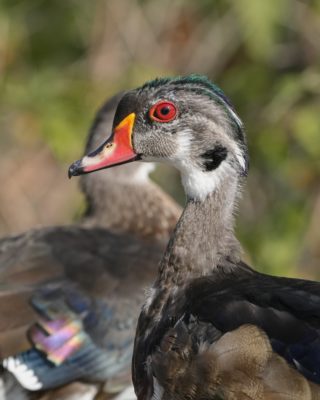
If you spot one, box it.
[81,173,181,241]
[158,173,242,286]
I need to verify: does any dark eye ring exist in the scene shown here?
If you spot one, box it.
[149,101,177,123]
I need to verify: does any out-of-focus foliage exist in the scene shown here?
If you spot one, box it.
[0,0,319,278]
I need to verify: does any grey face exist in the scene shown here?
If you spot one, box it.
[113,88,182,161]
[113,78,248,176]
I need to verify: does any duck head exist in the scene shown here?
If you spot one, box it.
[69,75,249,200]
[81,92,155,188]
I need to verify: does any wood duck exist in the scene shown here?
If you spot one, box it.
[70,75,320,400]
[0,92,181,399]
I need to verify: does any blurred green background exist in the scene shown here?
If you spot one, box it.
[0,0,319,278]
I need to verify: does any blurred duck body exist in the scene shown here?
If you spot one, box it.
[70,75,320,400]
[0,93,181,399]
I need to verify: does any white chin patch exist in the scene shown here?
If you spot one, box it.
[132,162,155,183]
[2,357,42,391]
[180,161,234,201]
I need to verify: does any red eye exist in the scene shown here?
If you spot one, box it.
[149,101,177,122]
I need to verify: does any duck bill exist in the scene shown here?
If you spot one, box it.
[68,113,137,177]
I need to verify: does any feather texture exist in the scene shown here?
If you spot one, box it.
[152,320,320,400]
[0,226,163,391]
[0,168,180,393]
[0,91,181,398]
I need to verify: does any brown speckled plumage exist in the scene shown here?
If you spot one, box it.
[0,92,181,400]
[153,322,320,400]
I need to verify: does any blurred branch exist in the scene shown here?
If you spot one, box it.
[88,0,242,79]
[181,11,242,74]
